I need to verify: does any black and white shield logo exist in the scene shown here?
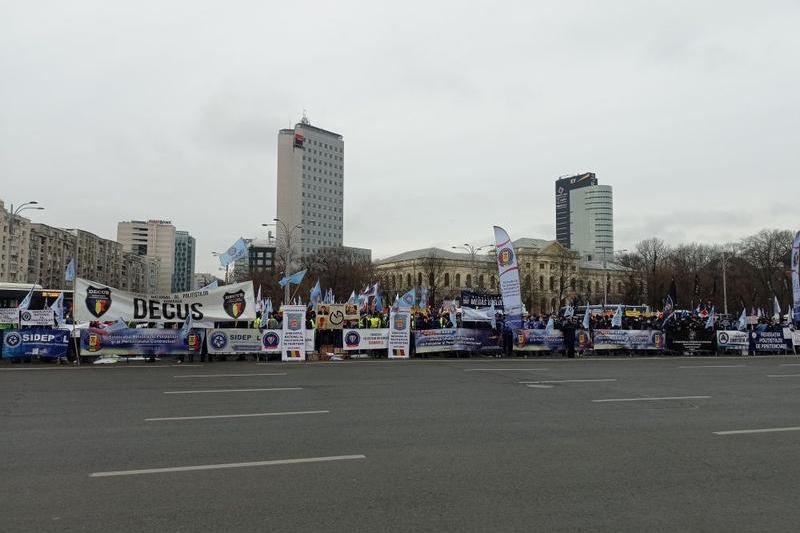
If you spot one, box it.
[85,286,112,318]
[223,290,246,320]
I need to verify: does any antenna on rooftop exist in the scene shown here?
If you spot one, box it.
[301,109,310,125]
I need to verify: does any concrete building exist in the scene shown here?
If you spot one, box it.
[27,224,73,288]
[230,238,277,283]
[569,184,614,260]
[117,220,176,293]
[276,115,344,262]
[0,199,32,283]
[555,173,597,249]
[172,230,196,292]
[374,238,635,314]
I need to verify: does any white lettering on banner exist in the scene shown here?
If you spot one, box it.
[0,308,20,325]
[20,309,55,326]
[342,329,389,351]
[207,329,263,354]
[74,278,256,323]
[387,310,411,359]
[281,305,307,361]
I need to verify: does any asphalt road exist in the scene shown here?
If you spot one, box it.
[3,355,800,532]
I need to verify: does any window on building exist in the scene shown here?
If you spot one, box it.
[479,274,484,289]
[428,272,434,287]
[491,275,496,289]
[455,273,461,287]
[417,272,423,286]
[466,274,472,288]
[406,274,412,287]
[444,272,450,287]
[539,276,544,290]
[549,277,555,291]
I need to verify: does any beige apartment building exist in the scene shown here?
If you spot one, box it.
[117,220,176,293]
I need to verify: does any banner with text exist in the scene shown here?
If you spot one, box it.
[79,328,204,356]
[592,330,666,351]
[20,309,55,326]
[74,278,256,324]
[2,328,70,359]
[749,330,793,354]
[281,305,307,361]
[342,329,389,351]
[261,329,315,354]
[460,291,504,310]
[388,309,411,359]
[0,308,19,325]
[207,328,264,354]
[715,331,749,351]
[414,328,499,353]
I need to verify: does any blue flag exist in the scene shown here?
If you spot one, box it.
[50,292,65,324]
[17,284,35,310]
[611,305,623,328]
[64,258,76,282]
[310,280,322,305]
[398,287,415,309]
[201,279,219,290]
[419,287,428,309]
[737,308,747,331]
[705,307,716,329]
[544,317,555,336]
[373,292,383,312]
[106,317,128,333]
[279,269,306,287]
[219,238,248,267]
[582,306,591,330]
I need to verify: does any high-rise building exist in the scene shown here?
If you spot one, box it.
[569,185,614,261]
[27,223,73,288]
[172,230,196,292]
[230,238,277,283]
[555,173,597,249]
[276,115,344,263]
[117,220,176,293]
[0,199,32,283]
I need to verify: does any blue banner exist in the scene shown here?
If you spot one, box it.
[514,329,593,352]
[749,330,793,354]
[414,328,499,353]
[2,328,70,359]
[80,328,204,356]
[593,330,666,351]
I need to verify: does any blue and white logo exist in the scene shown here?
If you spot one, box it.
[4,332,22,348]
[344,330,361,348]
[20,311,32,322]
[209,331,228,350]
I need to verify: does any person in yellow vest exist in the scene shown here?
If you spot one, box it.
[252,312,262,329]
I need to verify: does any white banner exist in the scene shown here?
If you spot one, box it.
[716,330,749,350]
[74,278,257,324]
[207,328,264,354]
[281,305,307,361]
[387,310,411,359]
[342,328,389,351]
[20,309,55,326]
[493,226,523,320]
[0,308,19,325]
[261,329,315,354]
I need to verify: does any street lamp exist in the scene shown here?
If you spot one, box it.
[6,201,45,282]
[451,243,491,291]
[597,247,627,307]
[273,218,305,304]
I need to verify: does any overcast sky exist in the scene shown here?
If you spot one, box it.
[2,1,798,275]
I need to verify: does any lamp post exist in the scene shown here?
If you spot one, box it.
[598,247,627,307]
[273,218,304,304]
[6,201,45,282]
[451,243,491,291]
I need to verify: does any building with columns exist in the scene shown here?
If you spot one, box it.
[374,238,639,314]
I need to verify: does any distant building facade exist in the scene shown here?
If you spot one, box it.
[555,173,597,249]
[276,115,344,261]
[172,230,196,292]
[0,199,32,283]
[375,238,636,314]
[117,220,177,293]
[569,184,614,260]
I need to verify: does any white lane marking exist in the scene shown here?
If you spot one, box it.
[714,427,800,436]
[592,395,711,403]
[170,364,204,367]
[463,368,549,372]
[779,364,800,367]
[173,373,287,378]
[526,384,554,389]
[767,374,800,378]
[164,388,302,394]
[146,410,329,421]
[678,365,747,369]
[519,379,617,384]
[89,454,366,478]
